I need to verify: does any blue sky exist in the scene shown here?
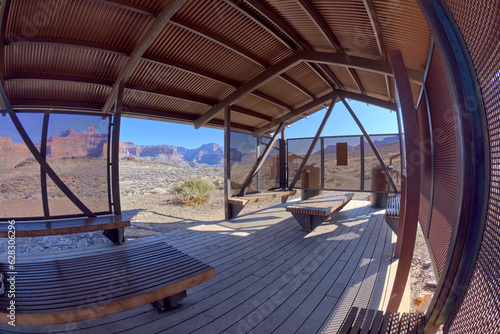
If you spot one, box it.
[1,100,399,147]
[120,100,399,148]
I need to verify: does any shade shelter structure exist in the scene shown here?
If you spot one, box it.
[0,0,498,333]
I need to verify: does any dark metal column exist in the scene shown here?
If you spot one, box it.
[289,97,336,189]
[360,135,365,191]
[280,127,287,189]
[40,112,50,219]
[111,83,124,216]
[238,123,285,197]
[224,106,232,219]
[320,137,325,189]
[386,50,421,312]
[341,98,398,193]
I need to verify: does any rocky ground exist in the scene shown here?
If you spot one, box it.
[2,158,436,320]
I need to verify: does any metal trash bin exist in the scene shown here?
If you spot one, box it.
[300,164,322,200]
[370,164,394,207]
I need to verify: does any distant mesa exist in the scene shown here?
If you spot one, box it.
[47,124,108,158]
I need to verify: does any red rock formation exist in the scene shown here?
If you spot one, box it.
[46,124,108,158]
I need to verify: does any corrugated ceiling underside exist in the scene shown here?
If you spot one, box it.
[1,0,429,133]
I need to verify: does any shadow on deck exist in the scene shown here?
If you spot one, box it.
[2,200,398,334]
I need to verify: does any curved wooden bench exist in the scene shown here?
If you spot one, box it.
[227,189,297,218]
[339,307,426,334]
[0,215,130,244]
[0,242,215,326]
[286,191,354,232]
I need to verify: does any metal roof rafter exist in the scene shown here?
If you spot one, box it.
[194,52,302,129]
[101,0,188,113]
[295,0,365,94]
[362,0,392,100]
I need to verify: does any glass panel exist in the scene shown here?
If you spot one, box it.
[230,131,257,195]
[323,136,362,190]
[257,136,280,191]
[287,138,321,188]
[46,113,111,215]
[364,135,401,192]
[0,113,44,218]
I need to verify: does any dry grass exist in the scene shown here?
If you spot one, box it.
[173,178,212,206]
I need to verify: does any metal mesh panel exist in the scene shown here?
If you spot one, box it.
[441,1,500,332]
[363,135,401,192]
[230,131,257,195]
[417,97,433,234]
[323,136,362,190]
[425,47,458,277]
[0,113,44,218]
[45,113,111,216]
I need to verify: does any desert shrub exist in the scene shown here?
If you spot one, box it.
[213,179,223,190]
[173,178,212,206]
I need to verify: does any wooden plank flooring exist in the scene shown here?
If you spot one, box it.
[0,200,397,334]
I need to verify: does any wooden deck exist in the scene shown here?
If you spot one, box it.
[1,200,398,334]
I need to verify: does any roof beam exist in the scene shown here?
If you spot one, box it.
[335,90,396,110]
[170,16,318,101]
[230,106,273,122]
[170,17,265,67]
[5,36,130,56]
[224,0,298,50]
[251,91,292,111]
[89,0,157,17]
[101,0,187,113]
[295,0,365,94]
[280,73,315,99]
[255,89,396,135]
[255,90,338,135]
[362,0,392,99]
[299,51,424,84]
[123,106,256,133]
[194,52,302,129]
[4,73,217,106]
[0,0,11,86]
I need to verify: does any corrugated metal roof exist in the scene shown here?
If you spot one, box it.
[5,44,126,81]
[1,0,430,134]
[6,80,110,104]
[6,0,152,50]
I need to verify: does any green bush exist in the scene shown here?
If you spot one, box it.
[173,178,212,206]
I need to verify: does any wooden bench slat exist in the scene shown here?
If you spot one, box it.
[286,191,354,232]
[0,215,130,238]
[228,189,297,206]
[286,192,354,217]
[0,242,215,326]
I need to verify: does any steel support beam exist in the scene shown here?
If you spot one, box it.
[89,0,156,17]
[362,0,390,99]
[341,98,398,193]
[40,112,50,218]
[194,53,301,128]
[386,50,420,312]
[0,80,96,218]
[299,51,424,84]
[295,0,365,94]
[224,106,232,219]
[256,91,337,136]
[280,127,287,189]
[289,99,335,189]
[238,123,285,196]
[0,0,11,85]
[230,106,273,122]
[256,90,395,136]
[111,82,124,215]
[101,0,187,113]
